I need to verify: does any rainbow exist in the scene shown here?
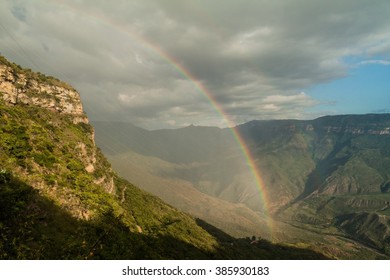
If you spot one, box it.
[56,0,273,236]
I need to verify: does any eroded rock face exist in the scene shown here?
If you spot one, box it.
[0,64,88,124]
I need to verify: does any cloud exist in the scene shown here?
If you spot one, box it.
[359,59,390,65]
[1,0,390,128]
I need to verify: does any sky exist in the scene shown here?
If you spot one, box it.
[0,0,390,129]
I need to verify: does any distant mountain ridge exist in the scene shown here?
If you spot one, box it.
[94,114,390,208]
[93,113,390,258]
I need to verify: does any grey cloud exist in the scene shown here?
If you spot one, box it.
[1,0,390,128]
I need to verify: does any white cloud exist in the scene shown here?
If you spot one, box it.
[262,104,279,111]
[359,59,390,65]
[272,92,316,109]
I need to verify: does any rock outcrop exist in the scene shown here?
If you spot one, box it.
[0,61,87,124]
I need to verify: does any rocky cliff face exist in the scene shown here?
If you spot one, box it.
[0,60,87,124]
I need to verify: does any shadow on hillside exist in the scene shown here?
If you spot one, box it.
[0,175,216,259]
[335,212,390,256]
[1,174,329,259]
[295,140,352,202]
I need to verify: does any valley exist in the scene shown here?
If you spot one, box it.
[93,115,390,259]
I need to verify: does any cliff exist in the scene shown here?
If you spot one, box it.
[0,56,87,124]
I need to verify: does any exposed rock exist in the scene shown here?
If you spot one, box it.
[93,175,115,194]
[76,142,96,173]
[0,64,87,124]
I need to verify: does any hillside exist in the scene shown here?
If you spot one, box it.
[93,115,390,258]
[0,55,328,259]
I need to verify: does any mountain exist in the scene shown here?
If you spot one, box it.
[0,55,328,259]
[93,115,390,259]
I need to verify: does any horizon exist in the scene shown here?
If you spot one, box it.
[1,0,390,129]
[91,111,390,131]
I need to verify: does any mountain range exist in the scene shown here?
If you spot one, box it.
[93,114,390,259]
